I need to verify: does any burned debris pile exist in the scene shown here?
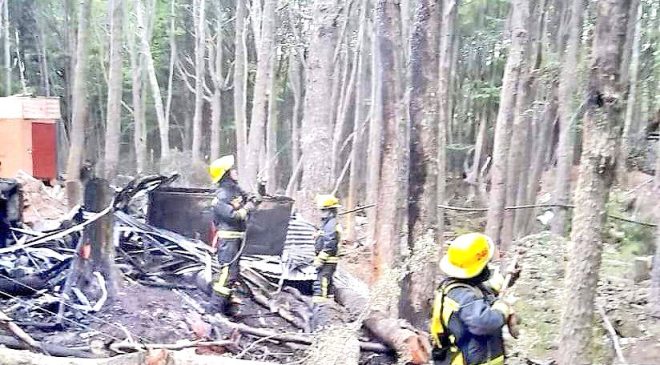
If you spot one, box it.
[0,174,409,364]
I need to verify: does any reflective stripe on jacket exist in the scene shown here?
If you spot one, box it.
[430,280,506,365]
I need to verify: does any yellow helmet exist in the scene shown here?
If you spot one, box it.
[439,233,495,279]
[209,155,235,183]
[316,194,341,210]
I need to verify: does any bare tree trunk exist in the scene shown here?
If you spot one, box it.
[165,0,177,152]
[523,88,558,234]
[245,0,276,189]
[130,18,147,174]
[371,0,407,315]
[652,141,660,315]
[3,0,9,96]
[288,55,302,187]
[65,0,92,208]
[209,14,224,162]
[366,20,382,244]
[558,1,631,363]
[466,108,487,185]
[265,46,279,193]
[437,0,455,246]
[137,0,169,164]
[552,0,585,236]
[299,0,341,220]
[346,1,370,243]
[401,0,441,328]
[618,1,642,184]
[234,0,248,178]
[191,0,206,162]
[485,0,530,247]
[103,0,124,180]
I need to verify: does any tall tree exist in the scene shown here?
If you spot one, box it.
[129,9,147,174]
[371,0,407,314]
[299,0,341,219]
[437,0,457,242]
[346,0,370,242]
[209,9,226,162]
[552,0,586,235]
[65,0,92,208]
[558,0,632,363]
[401,0,441,328]
[3,0,9,96]
[618,0,643,184]
[103,0,124,179]
[652,139,660,316]
[191,0,206,162]
[485,0,531,248]
[245,0,276,189]
[234,0,248,178]
[137,0,169,164]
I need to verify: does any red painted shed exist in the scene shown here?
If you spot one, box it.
[0,97,61,182]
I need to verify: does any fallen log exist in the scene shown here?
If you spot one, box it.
[334,268,431,364]
[0,334,94,358]
[0,347,276,365]
[207,314,390,353]
[0,311,43,353]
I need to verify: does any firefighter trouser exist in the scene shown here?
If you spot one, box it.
[313,263,337,303]
[212,237,244,298]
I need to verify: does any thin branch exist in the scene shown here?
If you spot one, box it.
[597,305,628,365]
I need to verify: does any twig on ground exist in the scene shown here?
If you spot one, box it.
[596,304,628,365]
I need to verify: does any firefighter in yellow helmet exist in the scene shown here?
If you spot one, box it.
[429,233,514,365]
[312,194,342,304]
[208,155,258,315]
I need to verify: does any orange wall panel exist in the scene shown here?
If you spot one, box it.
[0,119,33,178]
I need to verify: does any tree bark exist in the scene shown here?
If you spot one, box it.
[371,0,407,314]
[558,1,631,363]
[552,0,585,236]
[299,0,341,220]
[3,0,9,96]
[234,0,248,180]
[191,0,206,162]
[265,45,279,193]
[401,0,441,328]
[209,12,223,162]
[65,0,92,208]
[438,0,458,194]
[366,20,382,244]
[346,0,370,242]
[618,0,642,184]
[129,13,147,174]
[485,0,530,247]
[245,0,276,189]
[137,0,169,164]
[288,54,302,191]
[652,144,660,315]
[164,0,177,155]
[103,0,124,180]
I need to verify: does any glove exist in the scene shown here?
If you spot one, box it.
[492,300,512,319]
[486,269,506,294]
[248,194,263,205]
[235,208,248,220]
[244,200,257,213]
[313,256,323,268]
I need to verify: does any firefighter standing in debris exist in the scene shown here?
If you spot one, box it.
[208,155,258,314]
[312,194,342,304]
[429,233,516,365]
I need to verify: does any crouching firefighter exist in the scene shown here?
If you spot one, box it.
[208,155,258,315]
[312,195,342,304]
[430,233,515,365]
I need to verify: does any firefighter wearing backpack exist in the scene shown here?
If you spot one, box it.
[208,155,258,315]
[312,194,342,304]
[430,233,514,365]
